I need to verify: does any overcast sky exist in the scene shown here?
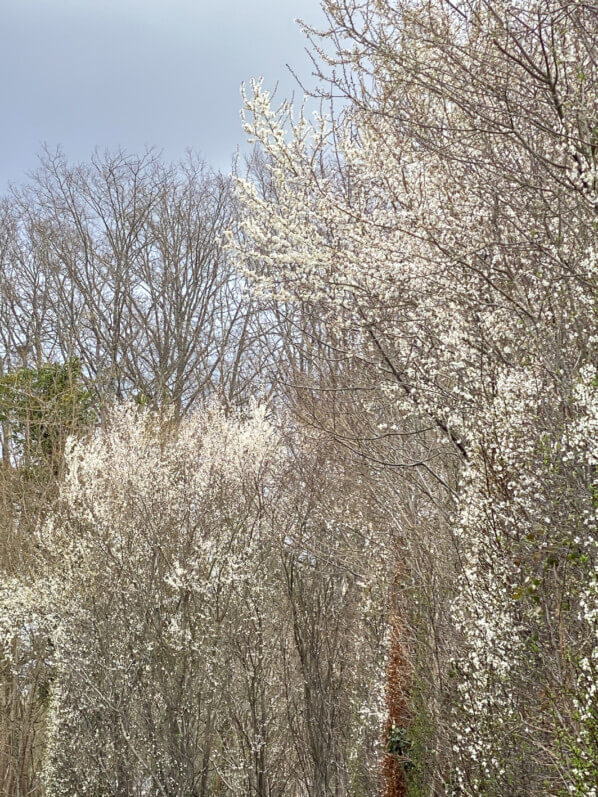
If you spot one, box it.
[0,0,323,191]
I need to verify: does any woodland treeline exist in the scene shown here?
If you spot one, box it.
[0,1,597,795]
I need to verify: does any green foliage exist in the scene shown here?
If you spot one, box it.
[388,724,413,762]
[391,710,434,797]
[0,359,94,468]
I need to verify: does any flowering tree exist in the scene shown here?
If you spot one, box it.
[234,1,598,792]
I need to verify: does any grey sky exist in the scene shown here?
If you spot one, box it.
[0,0,323,190]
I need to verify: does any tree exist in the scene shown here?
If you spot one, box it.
[0,358,94,796]
[0,358,94,471]
[235,1,598,792]
[0,149,262,414]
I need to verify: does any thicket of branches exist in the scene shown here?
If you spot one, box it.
[0,1,597,795]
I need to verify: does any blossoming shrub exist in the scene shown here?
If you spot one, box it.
[1,403,389,795]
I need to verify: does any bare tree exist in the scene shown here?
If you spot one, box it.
[0,149,262,414]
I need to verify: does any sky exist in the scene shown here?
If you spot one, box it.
[0,0,324,191]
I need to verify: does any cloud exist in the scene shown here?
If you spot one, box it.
[0,0,323,187]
